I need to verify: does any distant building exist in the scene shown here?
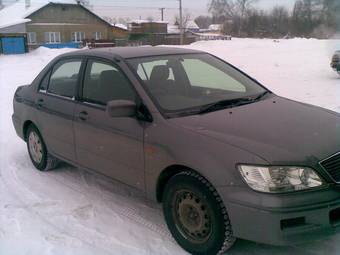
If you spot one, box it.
[186,20,200,33]
[0,0,114,49]
[111,24,129,39]
[208,24,223,32]
[128,20,168,34]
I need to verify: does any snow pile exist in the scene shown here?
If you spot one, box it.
[183,38,340,112]
[0,39,340,255]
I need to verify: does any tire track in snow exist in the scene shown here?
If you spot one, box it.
[49,165,174,240]
[1,158,182,254]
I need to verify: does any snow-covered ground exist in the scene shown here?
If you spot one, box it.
[0,38,339,255]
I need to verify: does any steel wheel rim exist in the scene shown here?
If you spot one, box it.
[28,131,43,164]
[172,189,213,244]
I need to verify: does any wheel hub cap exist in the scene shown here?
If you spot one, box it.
[174,190,212,243]
[28,132,43,163]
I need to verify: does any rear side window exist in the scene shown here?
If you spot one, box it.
[48,59,82,98]
[82,60,136,105]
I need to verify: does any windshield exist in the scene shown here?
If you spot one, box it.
[128,53,267,117]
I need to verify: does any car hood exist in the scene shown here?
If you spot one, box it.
[169,95,340,165]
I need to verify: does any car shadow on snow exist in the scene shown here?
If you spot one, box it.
[56,164,340,255]
[7,153,340,255]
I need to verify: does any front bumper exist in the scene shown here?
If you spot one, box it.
[218,186,340,245]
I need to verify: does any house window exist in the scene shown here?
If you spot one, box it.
[28,32,37,44]
[93,32,102,40]
[45,32,61,44]
[71,32,85,42]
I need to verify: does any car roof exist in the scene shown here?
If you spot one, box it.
[60,46,204,60]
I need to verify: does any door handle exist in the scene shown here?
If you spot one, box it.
[37,98,44,108]
[78,111,88,121]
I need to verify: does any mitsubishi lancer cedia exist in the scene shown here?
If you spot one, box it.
[12,47,340,255]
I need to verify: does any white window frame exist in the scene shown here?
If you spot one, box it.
[45,32,61,44]
[93,31,102,40]
[72,32,85,42]
[27,32,37,44]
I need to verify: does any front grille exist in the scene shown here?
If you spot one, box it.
[320,152,340,182]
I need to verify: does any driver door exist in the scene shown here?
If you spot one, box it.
[74,58,145,191]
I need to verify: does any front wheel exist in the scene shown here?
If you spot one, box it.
[163,171,236,255]
[26,124,59,171]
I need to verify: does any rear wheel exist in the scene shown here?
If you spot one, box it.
[163,171,236,255]
[26,125,59,171]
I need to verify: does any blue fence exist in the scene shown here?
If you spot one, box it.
[1,37,26,54]
[42,42,81,49]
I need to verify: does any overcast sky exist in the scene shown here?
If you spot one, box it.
[4,0,298,21]
[92,0,297,21]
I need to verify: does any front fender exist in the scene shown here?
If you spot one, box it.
[144,120,268,201]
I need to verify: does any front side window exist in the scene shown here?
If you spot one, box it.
[136,60,175,81]
[45,32,61,44]
[72,32,85,42]
[181,58,246,92]
[128,54,267,116]
[47,59,82,98]
[82,60,136,105]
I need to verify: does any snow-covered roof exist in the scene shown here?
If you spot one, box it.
[209,24,223,31]
[167,24,180,34]
[0,0,96,29]
[130,20,168,24]
[112,23,128,30]
[186,20,199,29]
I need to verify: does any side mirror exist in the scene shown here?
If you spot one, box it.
[106,100,136,118]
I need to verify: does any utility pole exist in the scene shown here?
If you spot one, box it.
[179,0,184,45]
[159,8,165,21]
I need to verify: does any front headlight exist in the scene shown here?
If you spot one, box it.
[238,165,324,193]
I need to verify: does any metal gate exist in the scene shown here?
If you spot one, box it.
[1,36,26,54]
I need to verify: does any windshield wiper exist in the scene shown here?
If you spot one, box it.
[198,91,270,115]
[252,91,270,101]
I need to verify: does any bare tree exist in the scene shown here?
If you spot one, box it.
[175,12,191,30]
[209,0,257,36]
[209,0,339,38]
[147,16,154,22]
[271,6,290,36]
[236,0,258,35]
[209,0,236,18]
[195,15,213,29]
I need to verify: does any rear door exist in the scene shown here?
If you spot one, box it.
[36,58,83,162]
[74,58,145,191]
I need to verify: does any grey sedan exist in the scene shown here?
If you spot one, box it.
[12,47,340,255]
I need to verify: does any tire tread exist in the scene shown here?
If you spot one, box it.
[173,171,236,255]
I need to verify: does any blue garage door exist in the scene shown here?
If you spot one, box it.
[1,37,26,55]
